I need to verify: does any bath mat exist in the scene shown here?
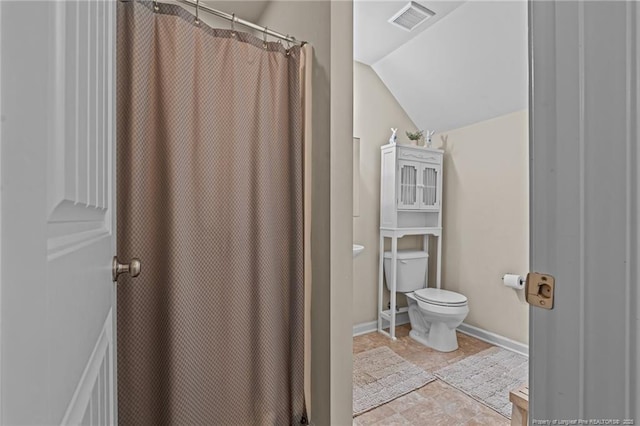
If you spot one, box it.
[435,346,528,418]
[353,346,436,416]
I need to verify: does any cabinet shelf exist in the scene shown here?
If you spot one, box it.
[380,307,409,323]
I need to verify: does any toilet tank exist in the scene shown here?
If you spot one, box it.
[383,250,429,293]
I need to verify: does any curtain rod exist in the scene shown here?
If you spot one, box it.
[171,0,306,45]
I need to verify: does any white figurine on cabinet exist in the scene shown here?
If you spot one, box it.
[389,128,398,145]
[425,130,435,147]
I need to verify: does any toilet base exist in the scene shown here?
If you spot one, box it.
[406,291,468,353]
[409,323,459,352]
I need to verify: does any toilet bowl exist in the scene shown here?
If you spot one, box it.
[384,250,469,352]
[406,288,468,352]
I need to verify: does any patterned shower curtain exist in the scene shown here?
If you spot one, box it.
[116,2,310,424]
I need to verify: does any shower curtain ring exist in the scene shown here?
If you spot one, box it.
[231,13,236,37]
[153,0,159,11]
[263,27,268,49]
[195,0,200,25]
[285,35,292,56]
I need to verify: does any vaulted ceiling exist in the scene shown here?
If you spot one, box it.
[355,0,528,132]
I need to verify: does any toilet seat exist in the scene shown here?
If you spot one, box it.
[414,288,467,307]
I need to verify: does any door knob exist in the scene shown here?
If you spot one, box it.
[112,256,141,282]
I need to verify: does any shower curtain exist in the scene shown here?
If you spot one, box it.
[116,2,311,424]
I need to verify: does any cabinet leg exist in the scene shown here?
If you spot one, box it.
[377,235,384,333]
[390,236,398,340]
[436,235,442,289]
[423,235,429,287]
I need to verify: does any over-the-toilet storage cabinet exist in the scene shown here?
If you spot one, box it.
[380,144,443,227]
[378,143,444,340]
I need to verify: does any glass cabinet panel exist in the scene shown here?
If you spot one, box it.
[421,165,439,208]
[398,161,419,209]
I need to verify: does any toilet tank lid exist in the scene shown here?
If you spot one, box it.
[383,250,429,260]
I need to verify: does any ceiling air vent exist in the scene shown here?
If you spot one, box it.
[388,2,435,32]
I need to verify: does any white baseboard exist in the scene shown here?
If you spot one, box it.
[352,317,529,357]
[352,320,377,337]
[457,322,529,357]
[352,313,410,337]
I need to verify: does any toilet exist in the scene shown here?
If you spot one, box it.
[384,250,469,352]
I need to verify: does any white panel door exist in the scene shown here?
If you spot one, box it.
[1,1,117,424]
[530,0,639,423]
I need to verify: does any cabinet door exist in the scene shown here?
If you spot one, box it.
[397,160,420,209]
[419,163,440,209]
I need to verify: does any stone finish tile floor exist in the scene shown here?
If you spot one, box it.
[353,324,510,425]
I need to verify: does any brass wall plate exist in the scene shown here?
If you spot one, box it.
[525,272,555,310]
